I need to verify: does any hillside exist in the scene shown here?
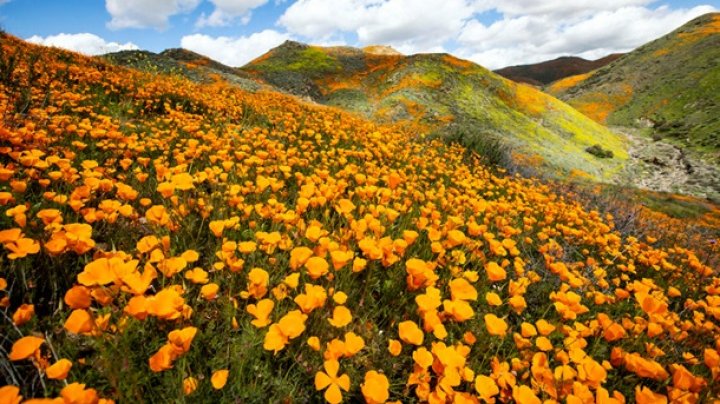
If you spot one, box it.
[548,13,720,154]
[495,54,623,86]
[242,41,629,179]
[2,32,720,403]
[103,49,265,92]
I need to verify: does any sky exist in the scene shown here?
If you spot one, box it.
[0,0,717,69]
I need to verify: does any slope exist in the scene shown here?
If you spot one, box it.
[548,13,720,153]
[103,48,265,93]
[0,31,720,403]
[2,32,720,403]
[495,54,623,86]
[242,41,629,179]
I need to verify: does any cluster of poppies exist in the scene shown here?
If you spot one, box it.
[1,33,719,403]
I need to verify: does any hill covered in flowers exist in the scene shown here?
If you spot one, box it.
[241,41,628,180]
[1,32,720,404]
[548,13,720,155]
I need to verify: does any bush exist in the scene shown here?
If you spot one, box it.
[585,144,614,158]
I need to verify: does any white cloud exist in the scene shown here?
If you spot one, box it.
[278,0,473,53]
[26,33,139,55]
[180,29,290,66]
[471,0,655,17]
[276,0,716,69]
[105,0,201,30]
[458,4,716,69]
[196,0,269,27]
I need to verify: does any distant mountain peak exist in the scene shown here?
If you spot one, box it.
[494,54,624,86]
[362,45,402,55]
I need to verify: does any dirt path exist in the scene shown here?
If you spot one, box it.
[615,127,720,201]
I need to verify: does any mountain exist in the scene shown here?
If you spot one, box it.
[548,13,720,153]
[494,54,623,86]
[242,40,628,179]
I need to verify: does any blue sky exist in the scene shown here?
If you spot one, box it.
[1,0,717,69]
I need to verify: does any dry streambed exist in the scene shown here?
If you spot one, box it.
[616,127,720,202]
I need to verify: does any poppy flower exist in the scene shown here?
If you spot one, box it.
[512,385,541,404]
[307,336,321,351]
[146,287,185,320]
[242,268,269,299]
[183,377,198,395]
[200,283,219,300]
[9,336,44,361]
[484,314,508,337]
[247,299,274,328]
[635,386,666,404]
[64,309,95,334]
[388,339,402,356]
[398,320,424,345]
[330,250,354,270]
[168,327,198,352]
[290,247,314,270]
[185,267,209,284]
[305,256,329,279]
[5,238,40,259]
[46,359,73,380]
[449,278,477,301]
[149,344,176,372]
[263,310,307,353]
[328,306,352,328]
[361,371,389,404]
[211,369,229,390]
[12,304,34,326]
[485,262,507,282]
[335,199,356,215]
[486,292,502,306]
[475,375,499,401]
[294,284,327,313]
[60,383,99,403]
[0,386,21,403]
[343,332,364,357]
[315,359,350,404]
[412,347,433,369]
[238,241,257,254]
[332,291,348,304]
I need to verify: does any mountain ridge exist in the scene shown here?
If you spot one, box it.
[495,54,624,86]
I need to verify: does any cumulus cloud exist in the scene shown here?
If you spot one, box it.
[196,0,269,27]
[26,33,139,55]
[180,29,289,66]
[276,0,716,68]
[458,4,716,68]
[106,0,201,30]
[278,0,472,53]
[471,0,656,17]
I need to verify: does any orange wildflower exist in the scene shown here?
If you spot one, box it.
[9,336,44,361]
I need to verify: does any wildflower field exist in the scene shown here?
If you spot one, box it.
[1,34,720,403]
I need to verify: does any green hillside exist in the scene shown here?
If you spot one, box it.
[242,41,629,179]
[549,13,720,154]
[103,49,265,93]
